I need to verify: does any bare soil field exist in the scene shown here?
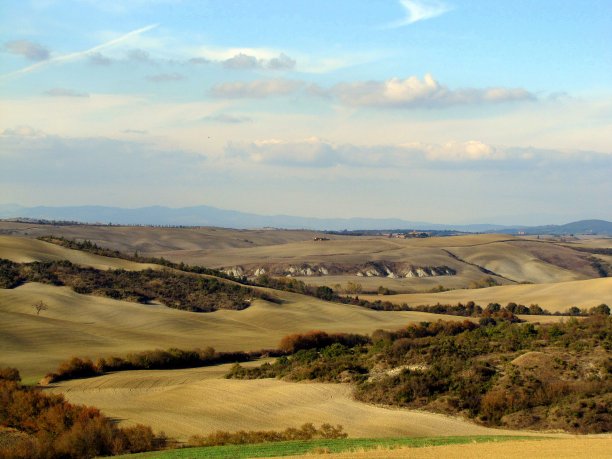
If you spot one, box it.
[48,365,543,442]
[0,282,468,380]
[361,277,612,312]
[289,437,612,459]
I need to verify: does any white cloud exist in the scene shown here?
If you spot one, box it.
[225,137,610,169]
[266,53,296,70]
[222,52,296,70]
[210,74,534,107]
[331,74,534,108]
[223,53,259,69]
[211,79,305,98]
[0,125,46,138]
[404,140,506,161]
[388,0,452,27]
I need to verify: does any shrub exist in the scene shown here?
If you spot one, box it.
[187,423,346,447]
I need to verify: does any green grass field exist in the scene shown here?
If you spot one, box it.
[116,435,540,458]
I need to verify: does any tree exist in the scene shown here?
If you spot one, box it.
[345,281,362,295]
[589,304,610,316]
[33,300,48,316]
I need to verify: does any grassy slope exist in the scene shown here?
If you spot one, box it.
[360,277,612,312]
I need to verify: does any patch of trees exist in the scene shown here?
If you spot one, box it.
[0,368,166,458]
[43,347,283,384]
[228,315,612,433]
[187,423,346,447]
[0,258,278,312]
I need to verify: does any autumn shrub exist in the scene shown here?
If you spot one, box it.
[0,372,166,458]
[187,423,346,447]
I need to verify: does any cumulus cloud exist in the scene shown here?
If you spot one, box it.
[330,74,535,108]
[388,0,452,27]
[44,88,89,98]
[406,140,506,161]
[221,52,296,70]
[0,125,46,138]
[210,74,534,107]
[146,72,185,82]
[211,79,304,98]
[227,138,344,167]
[223,53,259,69]
[225,137,610,170]
[201,114,252,124]
[4,40,50,61]
[266,53,296,70]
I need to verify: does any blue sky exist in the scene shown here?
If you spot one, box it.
[0,0,610,224]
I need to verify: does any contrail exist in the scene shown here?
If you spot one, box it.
[1,24,159,79]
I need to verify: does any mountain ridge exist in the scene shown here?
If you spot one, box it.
[0,204,610,234]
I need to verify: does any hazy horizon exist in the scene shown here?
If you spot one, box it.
[1,202,610,228]
[1,1,610,224]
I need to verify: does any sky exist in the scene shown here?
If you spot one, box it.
[0,0,610,225]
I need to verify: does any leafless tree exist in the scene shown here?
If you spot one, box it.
[33,300,48,316]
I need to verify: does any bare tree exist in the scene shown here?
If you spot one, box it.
[33,300,48,316]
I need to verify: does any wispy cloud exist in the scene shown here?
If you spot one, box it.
[387,0,452,28]
[4,40,50,61]
[201,114,252,124]
[146,72,185,82]
[44,88,89,98]
[1,24,159,79]
[211,79,305,98]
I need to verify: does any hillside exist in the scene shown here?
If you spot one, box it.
[0,281,470,380]
[360,278,612,313]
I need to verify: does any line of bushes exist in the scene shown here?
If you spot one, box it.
[0,258,279,312]
[0,368,166,459]
[42,347,283,384]
[187,423,346,447]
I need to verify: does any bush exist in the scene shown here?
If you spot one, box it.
[279,331,370,353]
[187,423,346,447]
[0,367,21,382]
[0,377,166,458]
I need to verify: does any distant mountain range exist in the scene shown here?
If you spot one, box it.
[0,204,610,234]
